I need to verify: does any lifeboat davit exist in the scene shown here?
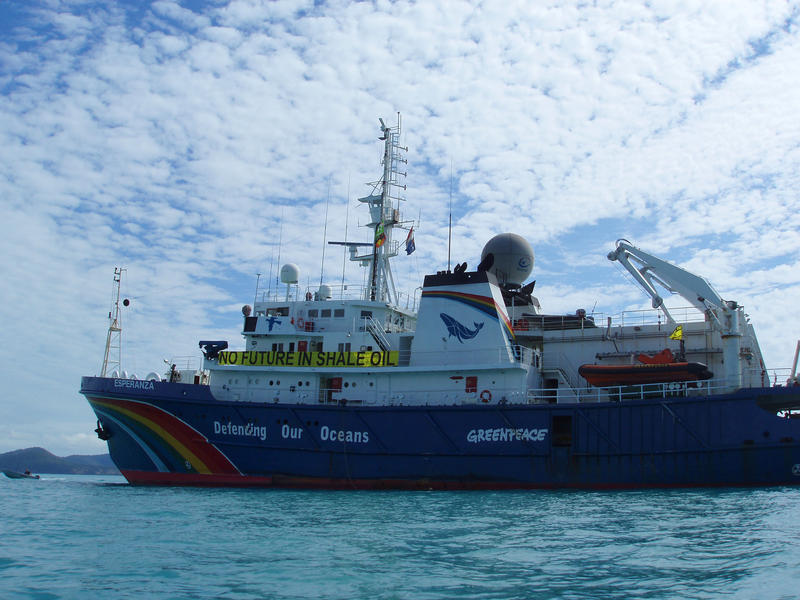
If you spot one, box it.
[578,349,713,387]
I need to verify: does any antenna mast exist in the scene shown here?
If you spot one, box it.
[329,114,409,304]
[101,267,126,377]
[362,114,407,303]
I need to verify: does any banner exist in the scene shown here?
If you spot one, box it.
[216,350,399,368]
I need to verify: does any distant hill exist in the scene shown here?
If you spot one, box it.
[0,447,119,475]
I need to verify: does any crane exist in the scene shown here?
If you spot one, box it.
[608,240,744,390]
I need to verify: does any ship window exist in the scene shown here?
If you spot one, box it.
[269,380,273,386]
[334,309,344,318]
[298,381,303,386]
[344,382,349,388]
[289,342,295,352]
[308,309,319,318]
[321,309,332,318]
[360,310,372,318]
[305,381,310,386]
[352,382,357,388]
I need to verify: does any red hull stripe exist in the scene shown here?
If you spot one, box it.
[120,470,798,490]
[91,397,239,474]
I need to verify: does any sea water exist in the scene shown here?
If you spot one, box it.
[1,476,799,599]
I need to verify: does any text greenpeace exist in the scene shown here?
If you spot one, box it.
[214,420,267,441]
[114,379,155,391]
[467,428,548,443]
[216,350,398,368]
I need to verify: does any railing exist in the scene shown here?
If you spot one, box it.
[364,316,391,351]
[170,356,198,370]
[211,375,761,407]
[512,306,707,334]
[256,283,419,309]
[525,378,736,404]
[540,351,582,391]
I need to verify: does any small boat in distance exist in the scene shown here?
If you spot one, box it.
[2,470,40,479]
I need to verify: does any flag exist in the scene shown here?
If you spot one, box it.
[375,221,386,248]
[669,325,683,340]
[405,227,415,255]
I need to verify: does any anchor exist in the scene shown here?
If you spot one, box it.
[94,419,112,441]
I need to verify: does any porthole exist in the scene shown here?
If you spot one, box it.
[305,381,310,387]
[344,382,349,388]
[269,380,274,386]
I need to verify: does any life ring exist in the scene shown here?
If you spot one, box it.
[480,389,492,403]
[297,318,305,329]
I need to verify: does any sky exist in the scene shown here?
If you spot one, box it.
[1,0,799,456]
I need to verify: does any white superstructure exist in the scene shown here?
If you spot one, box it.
[198,117,769,408]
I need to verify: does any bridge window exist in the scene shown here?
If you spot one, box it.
[334,309,345,318]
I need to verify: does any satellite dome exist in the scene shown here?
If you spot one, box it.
[318,284,332,300]
[480,233,534,286]
[280,263,300,284]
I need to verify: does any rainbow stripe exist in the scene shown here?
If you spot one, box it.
[90,397,240,475]
[422,290,515,340]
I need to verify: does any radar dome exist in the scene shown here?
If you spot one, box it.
[280,263,300,285]
[318,284,332,300]
[480,233,534,286]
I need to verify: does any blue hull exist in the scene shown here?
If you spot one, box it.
[80,377,800,488]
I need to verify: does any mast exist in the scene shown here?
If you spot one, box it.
[362,114,407,303]
[331,115,409,304]
[101,267,126,377]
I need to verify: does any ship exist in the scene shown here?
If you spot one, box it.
[80,116,800,489]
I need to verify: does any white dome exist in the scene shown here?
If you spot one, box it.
[280,263,300,284]
[480,233,534,286]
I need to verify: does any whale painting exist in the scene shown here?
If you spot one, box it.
[440,313,484,343]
